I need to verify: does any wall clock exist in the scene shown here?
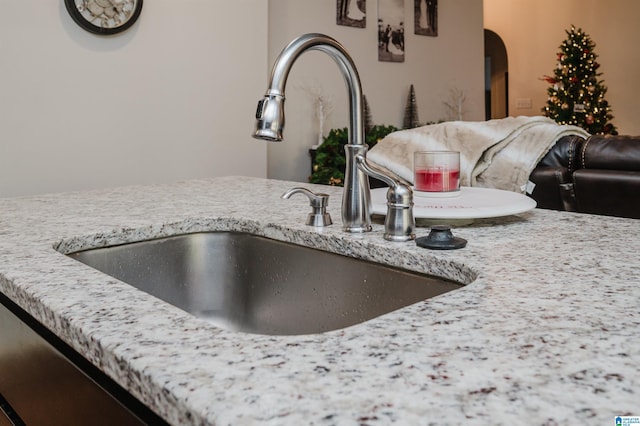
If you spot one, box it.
[64,0,143,35]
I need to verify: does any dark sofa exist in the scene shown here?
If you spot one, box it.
[529,134,640,219]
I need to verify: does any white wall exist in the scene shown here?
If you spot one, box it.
[484,0,640,135]
[0,1,267,197]
[266,0,485,183]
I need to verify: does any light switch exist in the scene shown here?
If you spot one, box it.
[516,98,532,109]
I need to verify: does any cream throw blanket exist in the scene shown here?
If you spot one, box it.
[367,116,590,193]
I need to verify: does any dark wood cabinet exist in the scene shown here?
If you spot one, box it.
[0,294,165,426]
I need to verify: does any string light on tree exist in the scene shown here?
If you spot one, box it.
[541,26,617,135]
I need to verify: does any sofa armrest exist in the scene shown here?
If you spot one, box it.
[537,134,586,172]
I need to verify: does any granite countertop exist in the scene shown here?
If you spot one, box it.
[0,176,638,425]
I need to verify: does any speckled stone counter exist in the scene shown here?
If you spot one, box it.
[0,176,638,425]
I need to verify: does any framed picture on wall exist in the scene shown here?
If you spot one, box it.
[378,0,405,62]
[415,0,437,36]
[337,0,366,28]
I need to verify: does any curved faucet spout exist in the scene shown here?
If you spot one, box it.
[253,33,371,233]
[254,33,365,146]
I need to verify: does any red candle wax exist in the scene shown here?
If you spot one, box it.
[415,168,460,192]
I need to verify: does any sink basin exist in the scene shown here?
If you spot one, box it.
[67,232,462,335]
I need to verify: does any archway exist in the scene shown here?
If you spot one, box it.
[484,29,508,120]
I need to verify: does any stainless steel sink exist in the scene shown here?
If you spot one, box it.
[67,232,462,335]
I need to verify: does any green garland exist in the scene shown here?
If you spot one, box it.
[309,124,398,186]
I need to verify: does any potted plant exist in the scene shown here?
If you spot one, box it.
[309,124,398,187]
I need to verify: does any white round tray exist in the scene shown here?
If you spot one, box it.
[371,186,536,220]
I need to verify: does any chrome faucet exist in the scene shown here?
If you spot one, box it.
[253,33,371,233]
[253,33,414,240]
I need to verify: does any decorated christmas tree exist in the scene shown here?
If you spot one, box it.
[403,84,421,129]
[363,95,374,133]
[541,26,617,135]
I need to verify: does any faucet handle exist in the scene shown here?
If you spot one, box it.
[282,187,333,227]
[355,155,416,242]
